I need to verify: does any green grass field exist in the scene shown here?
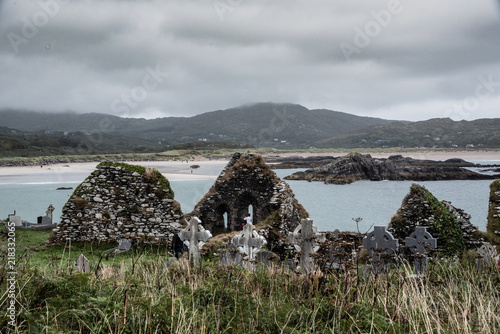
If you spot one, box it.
[1,229,499,333]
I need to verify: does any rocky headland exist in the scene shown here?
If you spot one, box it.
[284,152,500,184]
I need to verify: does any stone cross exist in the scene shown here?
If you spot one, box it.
[42,204,55,225]
[288,218,325,274]
[405,226,437,275]
[231,223,266,270]
[476,242,498,273]
[363,226,399,274]
[179,217,212,267]
[74,254,90,273]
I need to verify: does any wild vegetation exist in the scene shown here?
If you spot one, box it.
[1,229,499,333]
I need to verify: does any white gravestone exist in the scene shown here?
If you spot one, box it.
[288,218,325,274]
[179,217,212,267]
[232,223,266,270]
[8,213,22,227]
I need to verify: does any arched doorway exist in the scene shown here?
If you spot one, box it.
[233,192,258,230]
[214,203,231,235]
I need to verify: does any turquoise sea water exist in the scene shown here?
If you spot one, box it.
[0,162,496,232]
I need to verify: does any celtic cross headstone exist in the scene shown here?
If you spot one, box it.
[405,226,437,275]
[288,218,325,274]
[179,217,212,267]
[232,223,266,270]
[363,226,399,274]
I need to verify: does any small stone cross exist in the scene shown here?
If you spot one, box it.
[179,217,212,266]
[288,218,325,274]
[363,226,399,274]
[46,204,55,220]
[74,254,90,273]
[232,223,266,269]
[405,226,437,275]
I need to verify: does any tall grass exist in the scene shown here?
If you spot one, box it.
[0,235,499,333]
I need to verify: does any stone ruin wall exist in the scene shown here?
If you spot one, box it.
[188,153,308,259]
[48,162,184,244]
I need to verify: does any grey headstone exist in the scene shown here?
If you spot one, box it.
[179,217,212,267]
[41,204,55,225]
[477,242,498,267]
[74,254,90,273]
[288,218,325,274]
[363,226,399,274]
[405,226,437,275]
[255,251,276,268]
[220,243,243,266]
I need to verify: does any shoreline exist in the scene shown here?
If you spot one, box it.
[0,150,499,183]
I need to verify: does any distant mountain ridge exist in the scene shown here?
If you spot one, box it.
[1,103,499,150]
[0,103,392,148]
[316,117,500,149]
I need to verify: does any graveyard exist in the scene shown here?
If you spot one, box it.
[1,153,500,333]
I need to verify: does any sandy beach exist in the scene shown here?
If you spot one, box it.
[0,159,229,182]
[0,150,499,182]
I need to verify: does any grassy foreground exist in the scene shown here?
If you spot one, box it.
[1,230,500,333]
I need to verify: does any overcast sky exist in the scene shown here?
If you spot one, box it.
[1,0,499,121]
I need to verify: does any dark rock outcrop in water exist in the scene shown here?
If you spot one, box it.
[284,153,500,184]
[388,184,482,256]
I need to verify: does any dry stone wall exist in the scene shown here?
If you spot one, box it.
[48,161,184,244]
[388,184,482,256]
[188,152,308,259]
[487,179,500,239]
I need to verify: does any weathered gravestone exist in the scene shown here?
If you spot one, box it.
[220,243,243,266]
[179,217,212,267]
[255,250,277,268]
[363,226,399,274]
[103,239,132,254]
[74,254,91,273]
[288,218,325,274]
[42,204,55,225]
[231,223,266,270]
[405,226,437,275]
[476,242,498,273]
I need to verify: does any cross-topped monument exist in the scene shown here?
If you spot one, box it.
[288,218,325,274]
[405,226,437,275]
[363,226,399,274]
[179,217,212,266]
[231,223,266,269]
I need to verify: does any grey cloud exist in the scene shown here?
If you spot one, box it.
[0,0,499,121]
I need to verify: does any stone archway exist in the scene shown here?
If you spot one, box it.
[233,191,258,230]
